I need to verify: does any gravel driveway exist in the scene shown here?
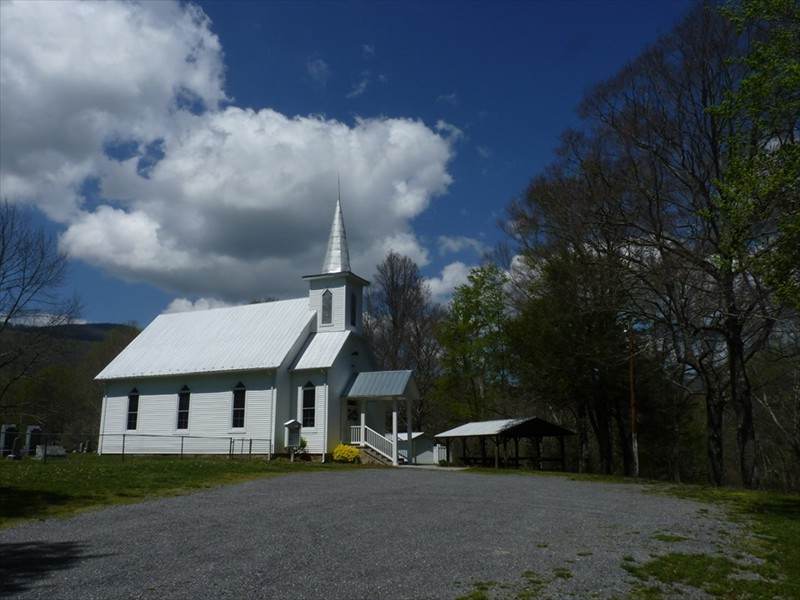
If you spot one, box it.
[0,468,749,599]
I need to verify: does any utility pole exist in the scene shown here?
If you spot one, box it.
[628,322,639,477]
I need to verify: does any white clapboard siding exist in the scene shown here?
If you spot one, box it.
[98,374,277,455]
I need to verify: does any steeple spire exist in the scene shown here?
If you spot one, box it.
[322,195,351,274]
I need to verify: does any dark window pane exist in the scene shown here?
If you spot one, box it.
[232,386,245,428]
[127,391,139,430]
[177,388,190,429]
[302,386,315,428]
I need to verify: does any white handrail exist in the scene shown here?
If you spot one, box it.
[349,425,393,461]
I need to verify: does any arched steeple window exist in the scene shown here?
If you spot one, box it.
[322,290,333,325]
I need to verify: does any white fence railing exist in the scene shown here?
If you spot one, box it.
[97,433,272,459]
[349,425,394,461]
[433,444,448,464]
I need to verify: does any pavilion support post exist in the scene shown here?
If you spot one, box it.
[480,437,487,467]
[391,399,398,466]
[514,437,520,469]
[494,436,499,469]
[406,397,413,465]
[559,435,565,471]
[461,438,467,466]
[536,436,542,470]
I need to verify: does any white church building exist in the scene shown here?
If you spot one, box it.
[96,200,419,464]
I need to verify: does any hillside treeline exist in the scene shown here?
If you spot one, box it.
[0,324,140,435]
[367,1,800,491]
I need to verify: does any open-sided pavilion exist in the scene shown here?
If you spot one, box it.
[435,417,575,470]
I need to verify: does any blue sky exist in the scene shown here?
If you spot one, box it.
[0,0,694,326]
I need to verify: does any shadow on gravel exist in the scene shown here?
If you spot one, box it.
[0,540,101,596]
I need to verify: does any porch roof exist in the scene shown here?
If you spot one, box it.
[343,370,419,400]
[435,417,574,440]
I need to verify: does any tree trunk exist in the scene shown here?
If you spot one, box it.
[728,326,758,488]
[706,391,725,486]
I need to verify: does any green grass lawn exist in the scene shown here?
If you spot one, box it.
[0,453,351,528]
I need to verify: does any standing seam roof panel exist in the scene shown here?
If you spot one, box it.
[96,298,315,380]
[344,370,415,398]
[292,331,351,370]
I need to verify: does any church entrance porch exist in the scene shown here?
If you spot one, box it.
[342,370,419,466]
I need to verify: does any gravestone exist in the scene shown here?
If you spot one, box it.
[24,425,42,456]
[35,444,67,460]
[1,424,18,457]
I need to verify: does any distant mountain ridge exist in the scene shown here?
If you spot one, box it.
[7,322,138,343]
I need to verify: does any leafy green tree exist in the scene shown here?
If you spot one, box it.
[437,264,513,422]
[509,250,638,475]
[715,0,800,309]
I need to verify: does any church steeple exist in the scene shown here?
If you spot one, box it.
[322,197,350,274]
[304,195,369,334]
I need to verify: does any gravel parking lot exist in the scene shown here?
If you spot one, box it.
[1,468,749,599]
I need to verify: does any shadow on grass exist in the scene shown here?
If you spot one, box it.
[0,540,103,596]
[0,486,82,522]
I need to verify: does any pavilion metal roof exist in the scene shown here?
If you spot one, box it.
[96,298,314,380]
[435,417,575,439]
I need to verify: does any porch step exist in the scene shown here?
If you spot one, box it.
[358,446,393,466]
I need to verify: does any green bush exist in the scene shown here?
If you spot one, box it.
[332,444,360,463]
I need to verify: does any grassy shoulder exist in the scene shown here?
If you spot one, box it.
[463,468,800,599]
[629,483,800,599]
[0,453,359,529]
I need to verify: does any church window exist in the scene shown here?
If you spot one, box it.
[302,382,316,428]
[232,382,246,428]
[127,388,139,430]
[322,290,332,325]
[177,386,190,430]
[350,292,357,326]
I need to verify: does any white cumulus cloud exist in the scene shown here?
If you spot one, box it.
[164,297,234,314]
[0,0,455,306]
[426,261,472,304]
[437,235,488,257]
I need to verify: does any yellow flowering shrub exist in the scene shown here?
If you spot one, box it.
[333,444,361,463]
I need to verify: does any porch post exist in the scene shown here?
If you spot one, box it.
[391,398,398,466]
[359,399,366,447]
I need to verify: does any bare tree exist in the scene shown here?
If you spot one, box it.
[0,201,81,411]
[507,4,793,488]
[364,251,443,429]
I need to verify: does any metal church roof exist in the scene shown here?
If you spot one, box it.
[96,298,315,380]
[292,331,351,370]
[343,370,419,399]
